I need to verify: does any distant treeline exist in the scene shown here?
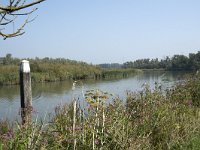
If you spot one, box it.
[0,54,138,85]
[98,63,122,69]
[123,51,200,71]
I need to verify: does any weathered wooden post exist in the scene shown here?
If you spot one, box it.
[20,60,32,124]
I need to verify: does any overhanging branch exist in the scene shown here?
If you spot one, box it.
[0,0,45,13]
[0,0,45,39]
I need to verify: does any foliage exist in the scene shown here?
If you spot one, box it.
[123,51,200,71]
[1,75,200,149]
[0,54,139,85]
[102,68,141,79]
[98,63,122,69]
[0,55,102,85]
[170,74,200,107]
[0,65,18,85]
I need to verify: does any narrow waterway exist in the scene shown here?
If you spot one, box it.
[0,71,190,121]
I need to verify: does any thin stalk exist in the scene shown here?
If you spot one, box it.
[93,124,95,150]
[73,99,77,150]
[96,97,100,134]
[101,106,105,148]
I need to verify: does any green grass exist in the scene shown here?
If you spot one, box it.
[1,75,200,149]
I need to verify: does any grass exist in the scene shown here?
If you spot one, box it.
[1,74,200,149]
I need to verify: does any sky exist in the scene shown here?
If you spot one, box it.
[1,0,200,64]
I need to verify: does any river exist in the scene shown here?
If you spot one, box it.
[0,71,191,121]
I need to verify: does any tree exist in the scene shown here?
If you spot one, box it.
[0,0,45,39]
[171,55,189,70]
[3,53,12,65]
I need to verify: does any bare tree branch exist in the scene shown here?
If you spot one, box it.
[0,0,45,39]
[0,17,27,39]
[11,8,37,16]
[0,0,45,13]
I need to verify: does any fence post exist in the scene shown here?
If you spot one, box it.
[20,60,32,124]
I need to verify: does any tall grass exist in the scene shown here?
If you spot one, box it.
[1,75,200,149]
[0,65,19,85]
[0,63,140,85]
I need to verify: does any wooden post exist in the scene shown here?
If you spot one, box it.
[20,60,32,124]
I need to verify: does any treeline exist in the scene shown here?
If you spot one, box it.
[98,63,122,69]
[123,51,200,71]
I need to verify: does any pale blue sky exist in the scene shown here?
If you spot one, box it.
[1,0,200,64]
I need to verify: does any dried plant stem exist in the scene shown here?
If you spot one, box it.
[101,107,105,148]
[73,99,77,150]
[93,125,95,150]
[96,97,100,133]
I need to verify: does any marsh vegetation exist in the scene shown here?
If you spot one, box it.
[0,54,139,85]
[1,74,200,149]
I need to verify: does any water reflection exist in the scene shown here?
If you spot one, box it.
[0,85,20,102]
[32,80,73,100]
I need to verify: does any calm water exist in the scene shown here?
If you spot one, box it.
[0,71,190,121]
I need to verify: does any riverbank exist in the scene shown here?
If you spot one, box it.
[0,60,140,86]
[1,74,200,149]
[101,68,142,79]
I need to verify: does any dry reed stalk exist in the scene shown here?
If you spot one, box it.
[73,99,77,150]
[101,107,105,148]
[93,125,95,150]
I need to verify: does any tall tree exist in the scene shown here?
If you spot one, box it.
[0,0,45,39]
[171,55,189,70]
